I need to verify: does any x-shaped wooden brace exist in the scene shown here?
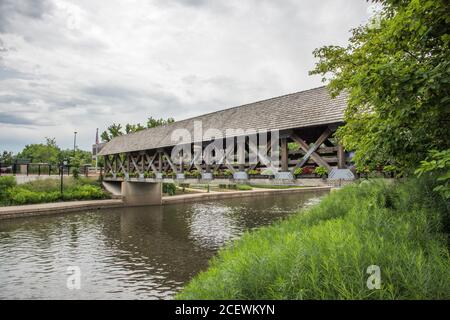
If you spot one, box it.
[212,146,236,173]
[163,150,178,172]
[115,154,126,173]
[129,153,142,174]
[104,155,112,173]
[290,127,333,172]
[145,152,159,174]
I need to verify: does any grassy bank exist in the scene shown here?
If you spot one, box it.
[177,178,449,299]
[0,176,109,206]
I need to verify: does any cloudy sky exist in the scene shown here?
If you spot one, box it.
[0,0,372,153]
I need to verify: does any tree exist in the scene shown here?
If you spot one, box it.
[17,137,60,164]
[310,0,450,174]
[125,123,145,134]
[0,151,15,164]
[147,117,174,128]
[100,123,123,142]
[59,149,92,165]
[100,117,175,142]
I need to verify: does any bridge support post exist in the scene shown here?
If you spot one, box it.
[337,144,346,169]
[121,181,162,206]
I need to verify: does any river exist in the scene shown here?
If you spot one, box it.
[0,191,325,299]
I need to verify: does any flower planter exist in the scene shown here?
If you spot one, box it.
[248,174,274,179]
[295,173,318,179]
[213,175,231,179]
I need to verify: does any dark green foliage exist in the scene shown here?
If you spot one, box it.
[310,0,450,174]
[415,149,450,199]
[163,182,177,196]
[0,176,17,204]
[177,178,449,299]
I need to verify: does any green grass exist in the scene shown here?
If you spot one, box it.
[0,176,108,206]
[236,184,253,191]
[177,177,450,299]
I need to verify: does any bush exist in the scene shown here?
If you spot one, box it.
[293,167,303,176]
[163,182,176,196]
[1,177,108,205]
[177,178,450,299]
[144,172,155,178]
[223,169,233,177]
[0,176,16,203]
[314,166,328,177]
[6,187,60,205]
[236,184,252,191]
[62,185,106,201]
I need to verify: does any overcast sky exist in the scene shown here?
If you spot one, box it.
[0,0,372,153]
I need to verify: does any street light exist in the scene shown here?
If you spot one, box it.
[60,160,68,198]
[73,131,77,155]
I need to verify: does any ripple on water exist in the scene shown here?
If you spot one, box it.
[0,192,325,299]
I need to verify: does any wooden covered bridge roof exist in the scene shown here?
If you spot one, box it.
[99,86,347,155]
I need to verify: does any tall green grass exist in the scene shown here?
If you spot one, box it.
[177,178,449,299]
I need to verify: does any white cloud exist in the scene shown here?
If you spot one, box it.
[0,0,371,153]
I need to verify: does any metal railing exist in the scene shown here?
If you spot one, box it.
[0,162,97,177]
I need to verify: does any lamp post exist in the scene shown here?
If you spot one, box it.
[60,160,68,198]
[73,131,77,155]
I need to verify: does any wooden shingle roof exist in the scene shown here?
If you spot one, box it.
[99,86,347,155]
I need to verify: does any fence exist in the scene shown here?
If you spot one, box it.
[0,162,97,177]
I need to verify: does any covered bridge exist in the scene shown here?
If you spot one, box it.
[99,86,352,183]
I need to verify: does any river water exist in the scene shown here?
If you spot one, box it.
[0,192,325,299]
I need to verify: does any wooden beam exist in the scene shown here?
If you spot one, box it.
[290,129,333,171]
[280,137,288,171]
[338,144,345,169]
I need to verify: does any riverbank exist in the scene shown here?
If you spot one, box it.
[177,178,450,299]
[0,186,330,220]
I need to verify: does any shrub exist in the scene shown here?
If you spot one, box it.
[62,185,106,201]
[314,166,328,177]
[0,176,16,203]
[223,169,233,177]
[293,167,303,176]
[163,182,176,196]
[177,178,450,299]
[247,169,259,175]
[185,170,201,178]
[1,177,108,205]
[144,172,155,178]
[236,184,252,191]
[260,169,274,176]
[6,187,60,205]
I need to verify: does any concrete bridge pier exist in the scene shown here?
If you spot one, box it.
[103,181,162,206]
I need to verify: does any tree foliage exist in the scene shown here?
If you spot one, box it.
[17,137,60,164]
[310,0,450,174]
[101,117,175,142]
[0,151,15,164]
[415,149,450,198]
[11,138,92,166]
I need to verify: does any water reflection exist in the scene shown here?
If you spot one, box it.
[0,191,326,299]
